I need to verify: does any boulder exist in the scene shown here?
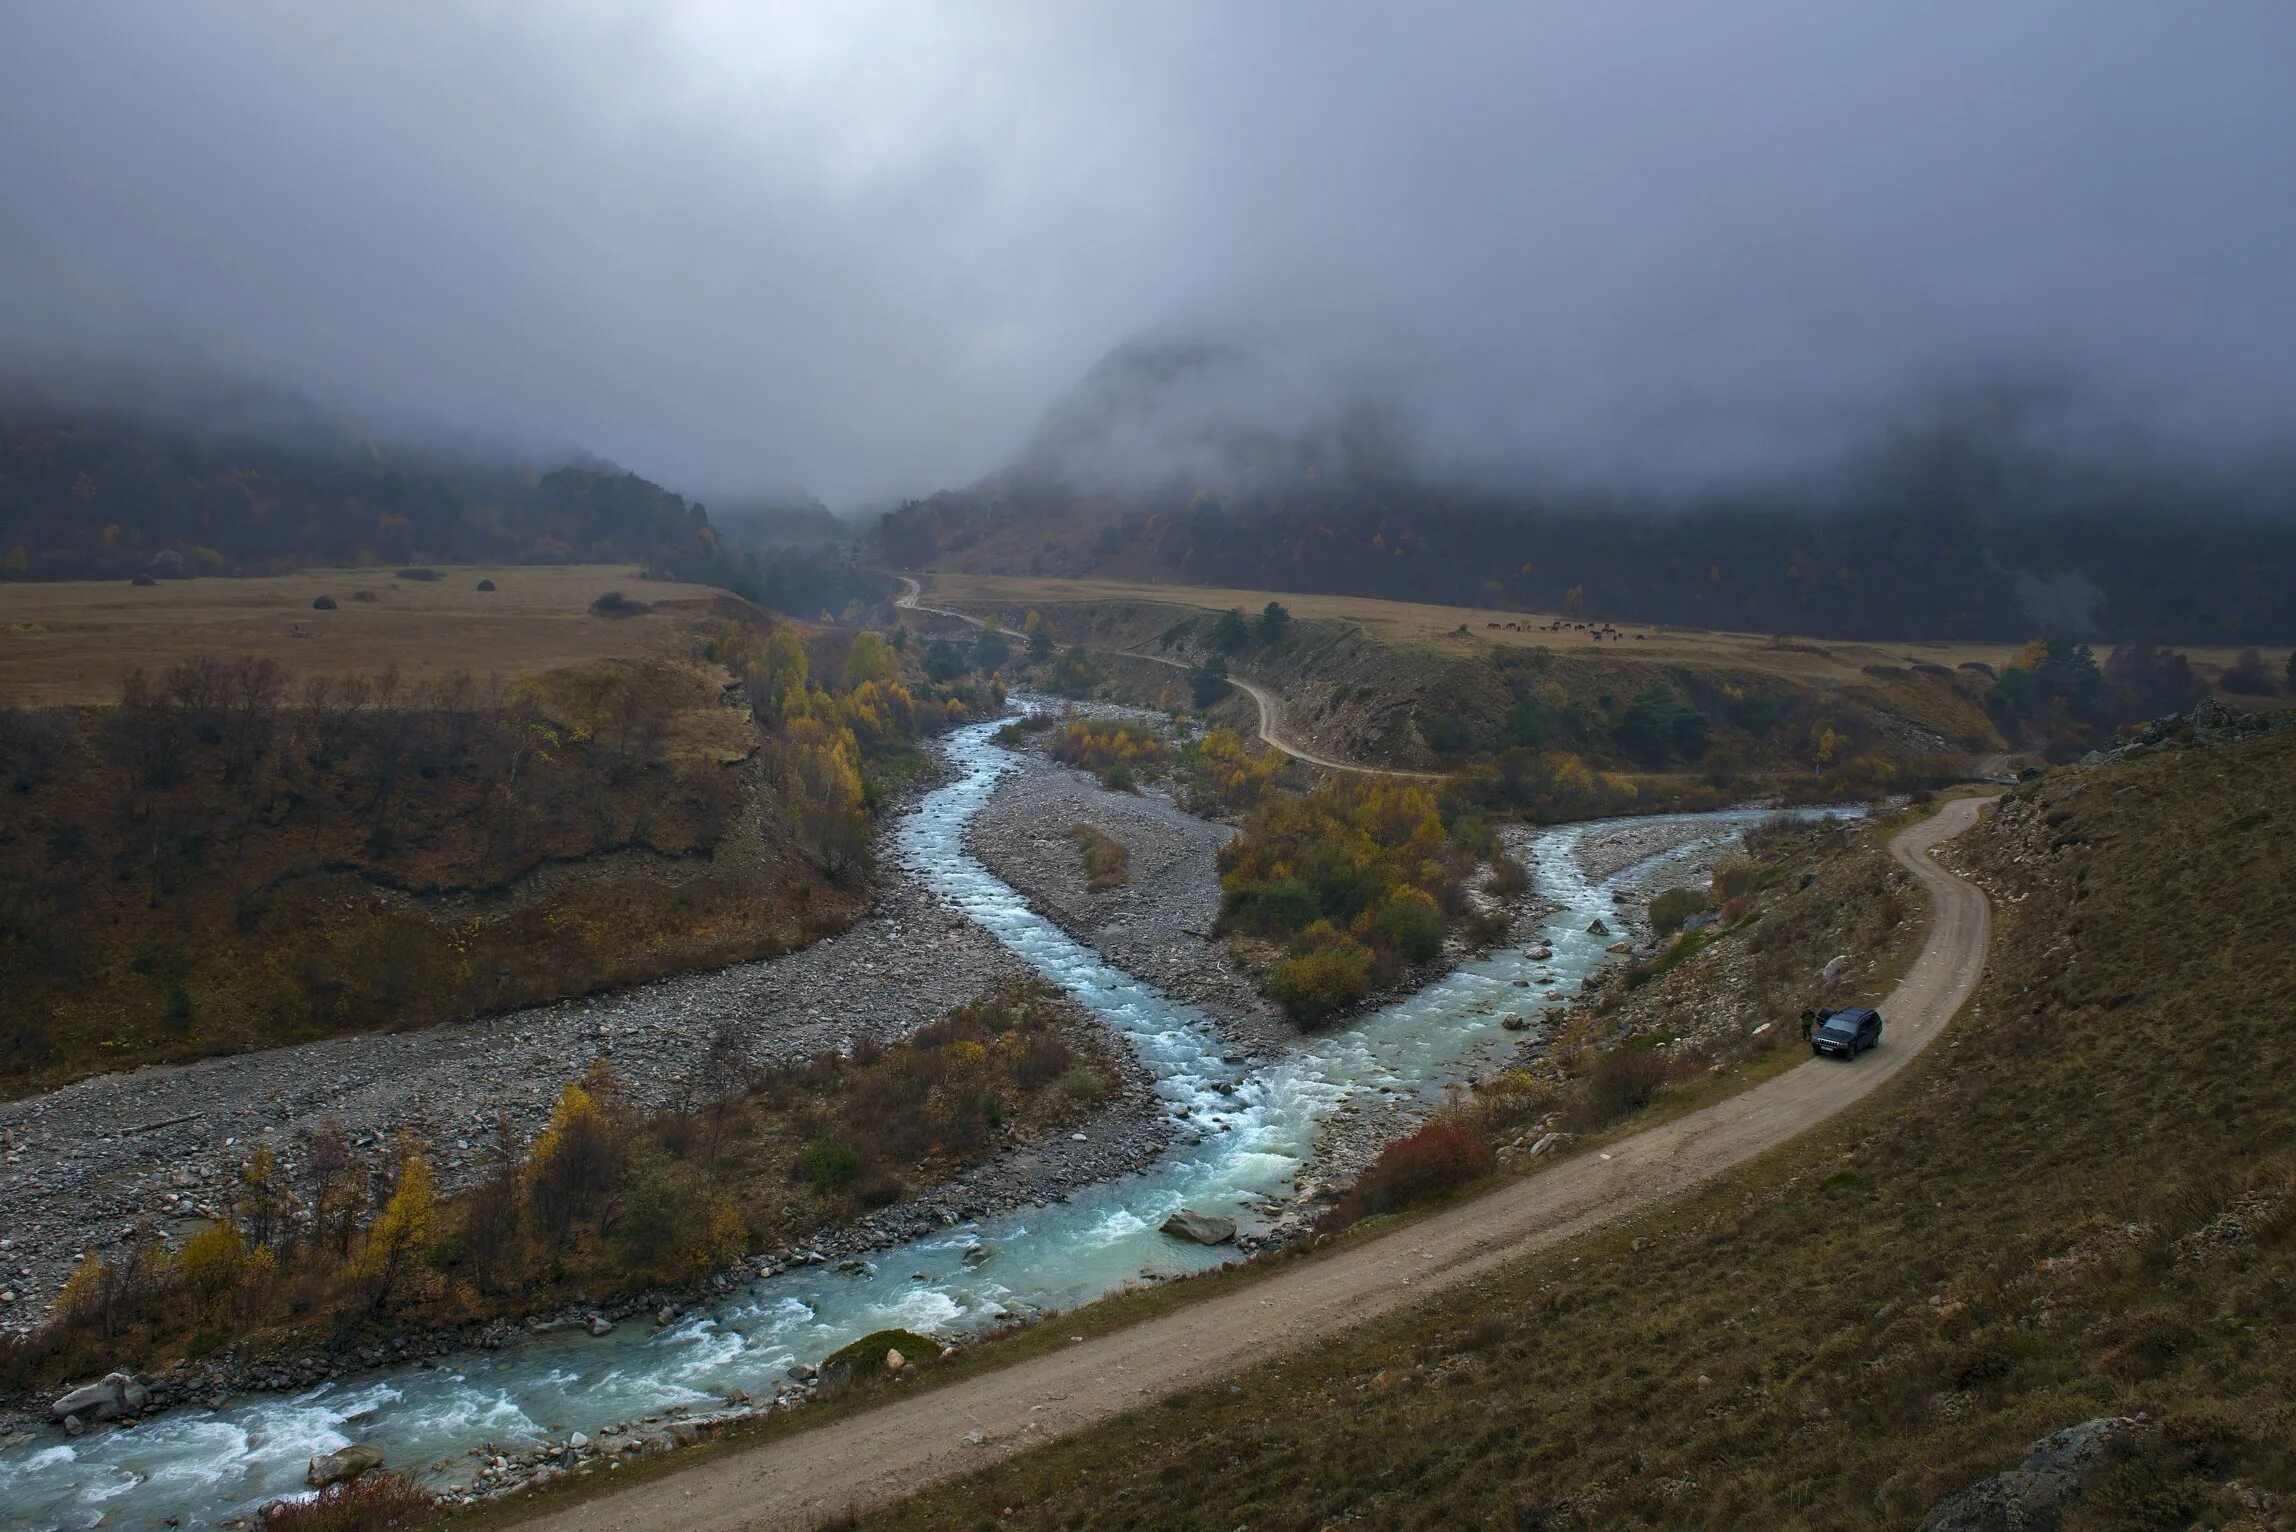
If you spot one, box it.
[1605,940,1632,954]
[51,1372,149,1424]
[1917,1416,2153,1531]
[587,1314,615,1337]
[1821,954,1848,983]
[311,594,337,611]
[1586,918,1609,936]
[476,578,497,592]
[1160,1209,1237,1245]
[130,572,157,587]
[307,1443,386,1487]
[884,1348,906,1375]
[1500,1013,1529,1031]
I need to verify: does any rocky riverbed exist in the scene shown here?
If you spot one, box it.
[0,746,1194,1342]
[965,745,1296,1057]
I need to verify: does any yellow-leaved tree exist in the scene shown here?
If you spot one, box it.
[842,630,902,693]
[527,1081,616,1250]
[352,1138,438,1311]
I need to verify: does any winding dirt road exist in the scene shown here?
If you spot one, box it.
[893,575,1440,780]
[528,793,1995,1532]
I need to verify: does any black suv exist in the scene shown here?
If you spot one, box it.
[1812,1007,1883,1059]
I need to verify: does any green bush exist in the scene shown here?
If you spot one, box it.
[1225,876,1319,935]
[1268,940,1373,1024]
[1647,886,1710,935]
[1373,891,1445,964]
[801,1138,858,1196]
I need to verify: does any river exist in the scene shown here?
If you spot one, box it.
[0,717,1847,1529]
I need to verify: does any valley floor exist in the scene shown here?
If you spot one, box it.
[505,797,1993,1532]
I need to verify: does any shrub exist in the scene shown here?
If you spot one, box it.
[1268,939,1373,1024]
[1488,852,1529,898]
[1647,886,1711,936]
[258,1472,434,1530]
[394,567,442,582]
[311,595,338,610]
[1344,1120,1493,1218]
[1566,1048,1696,1130]
[802,1138,859,1196]
[589,590,651,617]
[1067,824,1130,890]
[1225,875,1319,935]
[1373,890,1446,964]
[1057,1063,1110,1101]
[1189,660,1232,709]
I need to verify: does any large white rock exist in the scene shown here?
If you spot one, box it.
[1160,1209,1237,1245]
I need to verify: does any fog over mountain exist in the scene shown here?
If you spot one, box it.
[3,4,2291,507]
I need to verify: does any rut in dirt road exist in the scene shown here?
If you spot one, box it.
[529,793,1995,1532]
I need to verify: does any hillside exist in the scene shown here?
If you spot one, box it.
[0,389,734,581]
[870,340,2296,645]
[0,568,990,1092]
[877,708,2296,1529]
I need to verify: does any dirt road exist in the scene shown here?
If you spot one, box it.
[893,575,1439,780]
[528,794,1994,1532]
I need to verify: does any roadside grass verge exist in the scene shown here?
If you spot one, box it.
[865,726,2296,1529]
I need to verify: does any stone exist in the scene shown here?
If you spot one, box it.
[587,1314,615,1337]
[1917,1416,2153,1531]
[1587,918,1609,936]
[885,1348,906,1374]
[308,1443,387,1487]
[1159,1209,1237,1245]
[1605,940,1632,954]
[51,1371,149,1424]
[1500,1013,1529,1031]
[1821,954,1848,983]
[568,1432,588,1450]
[1528,1132,1571,1158]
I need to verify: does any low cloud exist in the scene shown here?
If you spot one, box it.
[2,4,2289,505]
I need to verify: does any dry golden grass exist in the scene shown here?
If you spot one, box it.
[918,571,2289,693]
[0,565,733,705]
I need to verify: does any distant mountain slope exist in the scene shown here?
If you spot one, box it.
[872,340,2296,643]
[0,390,725,579]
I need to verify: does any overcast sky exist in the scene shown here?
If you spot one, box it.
[3,4,2291,504]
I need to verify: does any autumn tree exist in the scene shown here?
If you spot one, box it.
[235,1143,290,1251]
[841,630,901,693]
[459,1117,526,1293]
[353,1137,438,1310]
[528,1080,617,1249]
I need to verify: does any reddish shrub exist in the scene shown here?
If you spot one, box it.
[259,1472,435,1531]
[1340,1120,1493,1221]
